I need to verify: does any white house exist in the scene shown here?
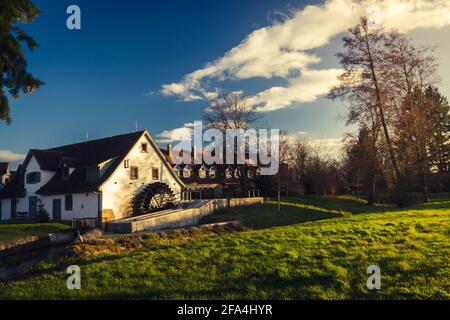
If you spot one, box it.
[0,131,184,222]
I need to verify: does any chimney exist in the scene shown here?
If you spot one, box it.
[191,146,197,162]
[167,144,173,159]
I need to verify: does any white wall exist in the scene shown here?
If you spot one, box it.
[101,134,182,220]
[16,156,55,214]
[41,193,98,221]
[0,155,99,221]
[0,193,98,221]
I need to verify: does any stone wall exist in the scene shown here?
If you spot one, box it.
[0,236,40,252]
[0,231,75,257]
[106,197,264,233]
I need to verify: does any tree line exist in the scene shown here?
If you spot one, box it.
[206,18,449,206]
[266,18,449,206]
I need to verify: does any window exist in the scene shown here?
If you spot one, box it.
[124,159,130,168]
[174,168,180,177]
[183,169,191,178]
[247,170,254,178]
[141,143,148,153]
[130,166,139,180]
[234,169,240,178]
[199,169,206,179]
[225,169,232,179]
[209,169,216,178]
[65,195,73,211]
[152,168,159,180]
[256,167,261,176]
[62,167,70,179]
[26,172,41,184]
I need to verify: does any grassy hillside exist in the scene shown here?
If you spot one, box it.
[0,223,71,242]
[0,197,449,299]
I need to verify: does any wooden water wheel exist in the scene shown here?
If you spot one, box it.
[131,182,177,216]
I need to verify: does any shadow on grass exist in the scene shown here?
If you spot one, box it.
[276,195,394,215]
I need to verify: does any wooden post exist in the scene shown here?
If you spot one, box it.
[277,173,281,212]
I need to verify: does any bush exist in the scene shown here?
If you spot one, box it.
[36,211,49,223]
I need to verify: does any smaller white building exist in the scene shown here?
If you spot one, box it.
[0,131,184,222]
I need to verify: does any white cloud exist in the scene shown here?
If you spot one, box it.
[249,69,342,112]
[160,0,450,112]
[308,138,344,157]
[156,123,194,143]
[0,150,26,162]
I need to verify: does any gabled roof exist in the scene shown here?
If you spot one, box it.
[32,131,147,195]
[22,131,146,171]
[37,130,185,195]
[0,130,181,198]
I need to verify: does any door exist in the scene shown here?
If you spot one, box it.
[53,199,62,221]
[29,196,37,219]
[11,199,17,219]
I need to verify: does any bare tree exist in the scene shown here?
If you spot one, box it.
[203,92,260,130]
[384,32,438,202]
[329,17,408,205]
[203,92,262,196]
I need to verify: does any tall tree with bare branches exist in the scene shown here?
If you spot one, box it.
[329,17,408,205]
[203,92,262,196]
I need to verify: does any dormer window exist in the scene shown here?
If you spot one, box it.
[173,166,181,177]
[247,169,254,178]
[199,168,206,179]
[183,168,191,178]
[234,169,240,178]
[225,168,232,179]
[256,167,261,176]
[209,169,216,178]
[141,143,148,153]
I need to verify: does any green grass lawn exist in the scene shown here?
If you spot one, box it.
[0,223,71,242]
[202,195,393,229]
[0,196,449,299]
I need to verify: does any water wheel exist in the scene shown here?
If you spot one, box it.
[131,182,177,216]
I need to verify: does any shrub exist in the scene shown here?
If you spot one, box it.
[36,199,50,223]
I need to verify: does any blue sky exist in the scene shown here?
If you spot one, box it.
[1,0,449,168]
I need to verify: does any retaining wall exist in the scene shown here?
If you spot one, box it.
[106,197,264,234]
